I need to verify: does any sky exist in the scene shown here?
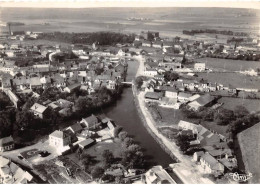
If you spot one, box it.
[0,0,260,9]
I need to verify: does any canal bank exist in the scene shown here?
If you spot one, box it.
[132,57,214,184]
[102,59,176,167]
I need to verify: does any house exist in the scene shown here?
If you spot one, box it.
[188,94,217,111]
[114,63,126,74]
[177,92,192,103]
[188,94,201,102]
[80,114,101,130]
[145,92,163,102]
[0,136,14,152]
[0,156,33,184]
[49,130,71,149]
[5,89,20,108]
[200,152,224,175]
[193,151,204,162]
[64,83,81,93]
[152,41,163,48]
[165,87,178,99]
[194,63,206,71]
[178,120,198,134]
[144,165,176,184]
[142,40,152,47]
[128,48,144,55]
[105,168,124,177]
[78,138,95,149]
[66,123,84,134]
[163,41,174,49]
[30,103,48,119]
[144,69,158,76]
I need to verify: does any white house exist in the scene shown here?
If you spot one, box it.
[165,87,178,99]
[144,69,158,76]
[200,152,224,175]
[194,63,206,71]
[144,165,176,184]
[49,130,71,151]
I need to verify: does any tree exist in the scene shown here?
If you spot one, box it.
[91,166,105,179]
[118,131,128,141]
[164,71,179,82]
[214,109,235,126]
[123,137,133,148]
[121,144,144,169]
[135,76,144,90]
[102,150,114,167]
[234,105,249,118]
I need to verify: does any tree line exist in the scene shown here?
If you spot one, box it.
[38,32,135,46]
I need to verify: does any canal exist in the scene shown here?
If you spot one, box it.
[103,60,176,168]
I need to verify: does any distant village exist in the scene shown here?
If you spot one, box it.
[0,28,260,184]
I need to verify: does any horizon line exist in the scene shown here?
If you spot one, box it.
[0,1,260,10]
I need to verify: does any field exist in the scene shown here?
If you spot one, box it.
[219,97,260,112]
[147,104,200,127]
[238,122,260,183]
[196,58,260,72]
[4,39,71,47]
[66,139,123,168]
[196,72,260,90]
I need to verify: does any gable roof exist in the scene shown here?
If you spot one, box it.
[78,138,94,147]
[195,94,216,106]
[67,123,83,133]
[30,103,47,114]
[82,114,98,125]
[49,130,70,139]
[0,136,14,147]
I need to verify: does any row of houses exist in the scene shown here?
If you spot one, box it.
[0,156,33,184]
[48,114,116,154]
[178,120,237,176]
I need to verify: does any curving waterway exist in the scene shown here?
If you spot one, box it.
[103,60,175,168]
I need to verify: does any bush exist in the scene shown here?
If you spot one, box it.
[118,131,128,141]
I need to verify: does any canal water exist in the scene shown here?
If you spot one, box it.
[103,60,175,168]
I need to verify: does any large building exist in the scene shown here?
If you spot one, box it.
[49,130,71,149]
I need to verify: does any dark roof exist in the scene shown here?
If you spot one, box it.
[82,114,98,125]
[79,138,94,147]
[145,92,163,100]
[195,94,216,106]
[68,123,83,133]
[0,136,14,147]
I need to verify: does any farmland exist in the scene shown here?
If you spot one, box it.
[219,97,260,112]
[196,72,260,89]
[196,58,260,72]
[237,122,260,184]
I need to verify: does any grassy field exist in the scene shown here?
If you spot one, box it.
[148,105,200,127]
[196,58,260,72]
[66,139,123,169]
[197,72,260,89]
[219,97,260,113]
[238,122,260,183]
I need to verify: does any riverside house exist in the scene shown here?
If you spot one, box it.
[0,136,14,152]
[80,114,101,130]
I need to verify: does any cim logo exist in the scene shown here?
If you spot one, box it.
[229,172,253,182]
